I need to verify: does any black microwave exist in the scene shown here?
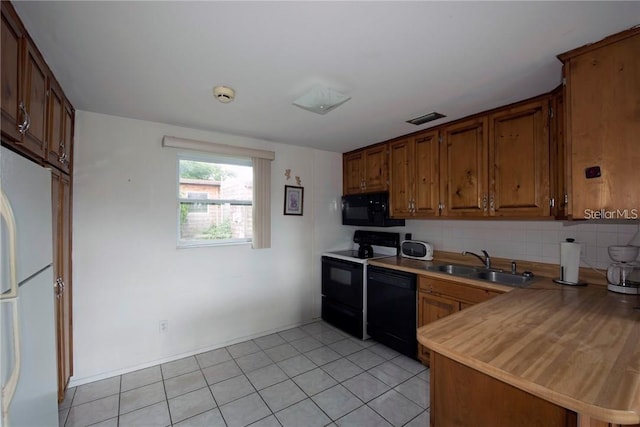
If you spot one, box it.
[341,192,405,227]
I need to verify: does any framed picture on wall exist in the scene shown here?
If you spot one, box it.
[284,185,304,216]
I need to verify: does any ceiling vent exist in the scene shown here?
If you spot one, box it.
[213,86,235,103]
[406,112,445,125]
[293,85,351,115]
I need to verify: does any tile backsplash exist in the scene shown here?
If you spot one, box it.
[404,220,640,270]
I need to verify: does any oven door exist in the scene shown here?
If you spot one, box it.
[321,256,363,310]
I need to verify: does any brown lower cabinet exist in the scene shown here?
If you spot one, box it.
[417,276,502,365]
[51,168,73,401]
[430,352,639,427]
[431,352,578,427]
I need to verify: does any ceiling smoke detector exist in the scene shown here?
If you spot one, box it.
[213,86,235,103]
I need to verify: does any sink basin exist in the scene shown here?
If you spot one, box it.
[426,264,478,275]
[425,263,535,287]
[470,270,534,287]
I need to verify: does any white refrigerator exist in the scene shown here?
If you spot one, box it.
[1,146,58,426]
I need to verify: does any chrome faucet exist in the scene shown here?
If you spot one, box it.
[462,250,492,269]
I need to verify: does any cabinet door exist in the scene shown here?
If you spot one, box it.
[432,353,578,427]
[62,101,74,172]
[388,138,413,217]
[47,78,66,171]
[563,30,640,218]
[51,169,73,402]
[1,3,24,142]
[363,145,387,192]
[440,117,488,217]
[343,151,364,194]
[413,131,440,218]
[21,38,48,159]
[417,292,460,364]
[489,99,550,217]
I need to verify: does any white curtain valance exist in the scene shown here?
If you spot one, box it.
[162,135,275,160]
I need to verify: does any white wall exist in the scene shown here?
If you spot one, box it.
[71,111,346,385]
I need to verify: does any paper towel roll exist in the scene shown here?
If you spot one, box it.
[560,241,581,283]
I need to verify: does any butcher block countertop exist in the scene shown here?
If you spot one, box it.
[370,256,640,425]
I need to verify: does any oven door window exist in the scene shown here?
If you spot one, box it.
[321,257,363,310]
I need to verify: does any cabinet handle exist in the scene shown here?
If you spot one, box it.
[55,277,63,298]
[482,194,488,212]
[18,102,30,135]
[489,194,495,212]
[58,142,68,164]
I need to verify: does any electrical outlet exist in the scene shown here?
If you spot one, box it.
[159,320,168,333]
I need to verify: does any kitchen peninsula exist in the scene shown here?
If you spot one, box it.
[367,255,640,426]
[417,279,640,426]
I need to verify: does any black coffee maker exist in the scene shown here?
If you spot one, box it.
[358,244,374,258]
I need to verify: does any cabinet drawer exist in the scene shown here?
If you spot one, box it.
[420,276,502,305]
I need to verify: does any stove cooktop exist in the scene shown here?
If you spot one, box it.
[327,249,389,260]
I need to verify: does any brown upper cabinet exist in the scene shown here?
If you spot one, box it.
[47,77,74,173]
[1,1,49,160]
[549,87,566,219]
[349,97,552,219]
[388,130,440,218]
[439,98,551,218]
[440,117,489,217]
[1,1,74,169]
[1,2,24,143]
[22,36,49,158]
[488,98,551,217]
[343,144,388,194]
[558,27,640,219]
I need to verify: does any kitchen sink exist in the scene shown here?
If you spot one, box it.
[469,270,534,287]
[426,264,478,275]
[425,263,535,287]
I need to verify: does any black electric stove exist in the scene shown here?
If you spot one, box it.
[321,230,400,339]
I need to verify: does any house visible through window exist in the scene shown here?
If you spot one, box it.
[178,155,253,246]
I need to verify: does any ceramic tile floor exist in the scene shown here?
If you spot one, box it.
[59,321,430,427]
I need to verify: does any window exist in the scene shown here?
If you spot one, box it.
[164,135,273,249]
[178,155,253,246]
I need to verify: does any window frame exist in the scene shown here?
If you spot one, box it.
[176,153,253,248]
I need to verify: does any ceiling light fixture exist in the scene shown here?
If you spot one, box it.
[213,86,235,103]
[406,112,446,125]
[293,85,351,115]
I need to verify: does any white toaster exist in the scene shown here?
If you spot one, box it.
[401,240,434,260]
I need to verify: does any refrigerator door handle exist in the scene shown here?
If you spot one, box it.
[1,191,18,299]
[1,189,22,425]
[1,299,22,425]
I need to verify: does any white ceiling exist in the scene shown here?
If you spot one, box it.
[13,1,640,153]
